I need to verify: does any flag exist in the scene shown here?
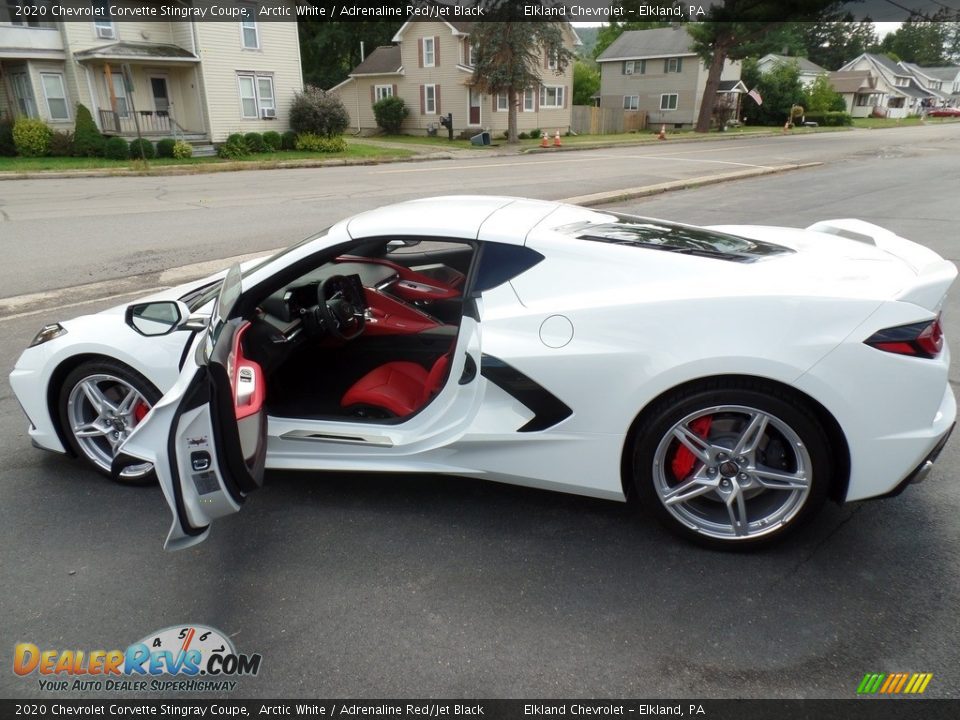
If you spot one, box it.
[748,88,763,106]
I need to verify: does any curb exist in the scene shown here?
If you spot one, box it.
[562,162,823,207]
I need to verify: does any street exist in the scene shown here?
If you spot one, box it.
[1,125,959,699]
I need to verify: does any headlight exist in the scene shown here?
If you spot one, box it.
[28,323,67,347]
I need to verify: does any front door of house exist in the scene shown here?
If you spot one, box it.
[150,77,170,113]
[469,88,481,125]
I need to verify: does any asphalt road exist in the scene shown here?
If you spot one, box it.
[1,127,959,700]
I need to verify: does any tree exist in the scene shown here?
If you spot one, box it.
[289,86,350,138]
[688,1,843,133]
[799,19,878,70]
[878,12,959,65]
[803,74,845,113]
[740,57,804,126]
[72,103,104,157]
[470,19,573,143]
[572,61,600,106]
[373,96,409,134]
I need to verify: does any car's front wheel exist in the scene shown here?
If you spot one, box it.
[632,380,832,548]
[58,359,162,486]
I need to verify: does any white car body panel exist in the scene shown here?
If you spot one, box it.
[9,197,956,547]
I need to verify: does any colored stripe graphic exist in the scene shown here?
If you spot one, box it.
[857,672,932,695]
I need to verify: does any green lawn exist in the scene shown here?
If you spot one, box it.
[0,141,412,173]
[852,116,960,129]
[371,134,495,150]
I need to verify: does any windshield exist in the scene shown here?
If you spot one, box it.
[181,226,333,312]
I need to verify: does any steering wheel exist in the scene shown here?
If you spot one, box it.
[317,275,366,340]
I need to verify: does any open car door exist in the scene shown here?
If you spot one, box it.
[113,266,266,550]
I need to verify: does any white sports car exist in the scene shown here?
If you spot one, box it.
[10,196,956,549]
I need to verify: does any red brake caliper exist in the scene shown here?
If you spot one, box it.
[133,401,150,424]
[670,416,713,482]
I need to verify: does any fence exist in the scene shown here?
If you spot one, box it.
[571,106,647,135]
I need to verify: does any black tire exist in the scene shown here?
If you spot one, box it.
[632,378,832,549]
[58,359,162,486]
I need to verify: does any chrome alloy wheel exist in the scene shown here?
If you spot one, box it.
[66,373,153,477]
[652,405,812,540]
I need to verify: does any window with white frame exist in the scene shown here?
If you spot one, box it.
[374,85,393,101]
[665,57,682,73]
[240,3,259,49]
[92,0,114,38]
[496,93,509,111]
[623,60,645,75]
[423,37,435,67]
[547,51,558,70]
[11,72,37,117]
[540,85,564,109]
[623,95,639,111]
[40,72,68,120]
[424,84,437,113]
[467,44,476,66]
[660,93,678,110]
[110,72,130,117]
[8,0,55,27]
[237,73,274,118]
[523,88,535,112]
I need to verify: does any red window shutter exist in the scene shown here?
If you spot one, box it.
[492,94,497,112]
[392,84,397,97]
[419,85,425,114]
[418,38,423,68]
[435,85,441,114]
[544,51,549,69]
[434,36,440,66]
[370,85,375,104]
[563,86,568,109]
[535,88,540,112]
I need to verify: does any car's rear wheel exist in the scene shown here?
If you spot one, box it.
[632,380,832,549]
[58,359,161,486]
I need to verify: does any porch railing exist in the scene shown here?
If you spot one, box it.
[98,108,188,138]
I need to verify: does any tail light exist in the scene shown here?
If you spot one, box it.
[865,315,944,359]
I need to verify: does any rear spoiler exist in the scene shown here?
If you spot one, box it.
[807,218,957,311]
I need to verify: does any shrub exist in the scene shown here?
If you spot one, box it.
[529,128,541,139]
[72,103,104,157]
[295,133,347,153]
[243,132,267,153]
[172,140,193,159]
[217,133,248,159]
[104,136,130,160]
[128,137,155,159]
[289,86,349,138]
[372,96,408,134]
[12,117,52,157]
[48,130,74,156]
[156,138,176,158]
[0,117,15,156]
[262,130,282,151]
[281,130,297,150]
[802,111,852,127]
[516,131,527,140]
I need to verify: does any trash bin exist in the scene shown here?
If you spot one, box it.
[470,131,491,146]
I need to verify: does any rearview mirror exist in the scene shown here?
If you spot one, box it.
[125,300,191,337]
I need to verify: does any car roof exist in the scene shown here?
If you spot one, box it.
[345,195,590,244]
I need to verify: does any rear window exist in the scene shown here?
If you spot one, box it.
[557,214,792,263]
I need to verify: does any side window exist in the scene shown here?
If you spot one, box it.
[471,244,544,293]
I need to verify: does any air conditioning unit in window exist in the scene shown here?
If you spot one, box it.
[260,108,276,119]
[96,26,115,39]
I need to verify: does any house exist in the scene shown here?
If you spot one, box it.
[837,53,933,118]
[898,62,960,108]
[827,70,879,116]
[329,19,579,137]
[0,1,303,145]
[595,26,743,129]
[756,54,827,87]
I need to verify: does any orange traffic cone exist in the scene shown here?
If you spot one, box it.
[553,130,562,147]
[540,131,549,148]
[658,124,666,140]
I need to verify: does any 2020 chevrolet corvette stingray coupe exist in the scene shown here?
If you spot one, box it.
[10,196,956,549]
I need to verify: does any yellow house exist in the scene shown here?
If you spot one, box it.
[0,1,303,149]
[330,20,579,137]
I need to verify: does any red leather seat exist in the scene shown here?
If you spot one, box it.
[341,354,450,417]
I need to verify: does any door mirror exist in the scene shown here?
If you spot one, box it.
[125,300,190,336]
